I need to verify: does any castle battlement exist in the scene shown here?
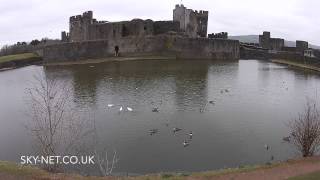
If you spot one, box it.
[173,4,208,38]
[198,10,209,15]
[66,5,209,42]
[82,11,93,19]
[70,11,93,22]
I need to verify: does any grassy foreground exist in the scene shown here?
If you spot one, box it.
[288,171,320,180]
[0,53,39,63]
[0,160,275,180]
[0,159,312,180]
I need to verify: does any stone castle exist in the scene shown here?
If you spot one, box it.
[43,5,239,62]
[62,5,208,42]
[41,4,320,63]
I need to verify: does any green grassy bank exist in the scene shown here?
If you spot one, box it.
[272,59,320,72]
[1,158,319,180]
[0,53,39,63]
[288,171,320,180]
[0,53,42,70]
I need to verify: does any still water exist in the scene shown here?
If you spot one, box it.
[0,59,320,175]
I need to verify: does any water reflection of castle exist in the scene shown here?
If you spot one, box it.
[44,61,209,110]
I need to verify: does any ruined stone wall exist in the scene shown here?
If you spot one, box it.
[61,31,69,42]
[296,40,308,53]
[314,49,320,58]
[259,31,284,51]
[173,4,208,38]
[282,47,297,52]
[43,35,239,62]
[170,37,239,59]
[153,21,180,35]
[269,38,284,51]
[240,46,269,60]
[88,19,155,40]
[69,11,181,42]
[259,31,270,49]
[69,11,93,42]
[269,51,303,61]
[208,32,228,39]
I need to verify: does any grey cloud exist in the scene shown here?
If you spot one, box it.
[0,0,319,46]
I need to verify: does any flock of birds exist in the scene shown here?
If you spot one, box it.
[149,127,194,147]
[105,86,292,150]
[104,88,232,147]
[107,104,133,112]
[106,103,195,147]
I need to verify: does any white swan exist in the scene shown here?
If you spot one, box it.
[127,107,133,111]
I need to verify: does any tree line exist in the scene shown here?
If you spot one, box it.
[0,38,60,56]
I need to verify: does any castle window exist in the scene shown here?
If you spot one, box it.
[144,26,147,31]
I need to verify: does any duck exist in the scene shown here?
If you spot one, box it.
[209,100,215,104]
[264,144,270,150]
[119,106,123,112]
[127,107,133,112]
[271,155,274,161]
[173,127,182,133]
[282,136,291,142]
[149,129,158,135]
[107,104,114,108]
[183,140,189,147]
[152,108,159,112]
[189,131,193,138]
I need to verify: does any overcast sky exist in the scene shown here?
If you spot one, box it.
[0,0,319,46]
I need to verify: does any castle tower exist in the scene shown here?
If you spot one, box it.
[259,31,271,49]
[69,11,93,42]
[173,4,208,38]
[61,31,69,42]
[296,40,308,54]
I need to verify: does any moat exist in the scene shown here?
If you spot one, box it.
[0,59,320,175]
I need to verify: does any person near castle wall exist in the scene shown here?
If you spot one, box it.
[115,46,119,57]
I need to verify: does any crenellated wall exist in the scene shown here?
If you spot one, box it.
[296,40,309,53]
[43,35,239,62]
[208,32,228,39]
[66,4,208,42]
[68,11,181,42]
[259,31,284,51]
[173,4,208,38]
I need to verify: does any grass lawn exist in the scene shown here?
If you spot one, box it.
[0,161,48,178]
[0,159,319,180]
[0,161,283,180]
[288,171,320,180]
[0,53,39,63]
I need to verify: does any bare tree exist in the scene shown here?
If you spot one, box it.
[91,118,119,176]
[26,72,92,172]
[95,149,119,176]
[289,101,320,157]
